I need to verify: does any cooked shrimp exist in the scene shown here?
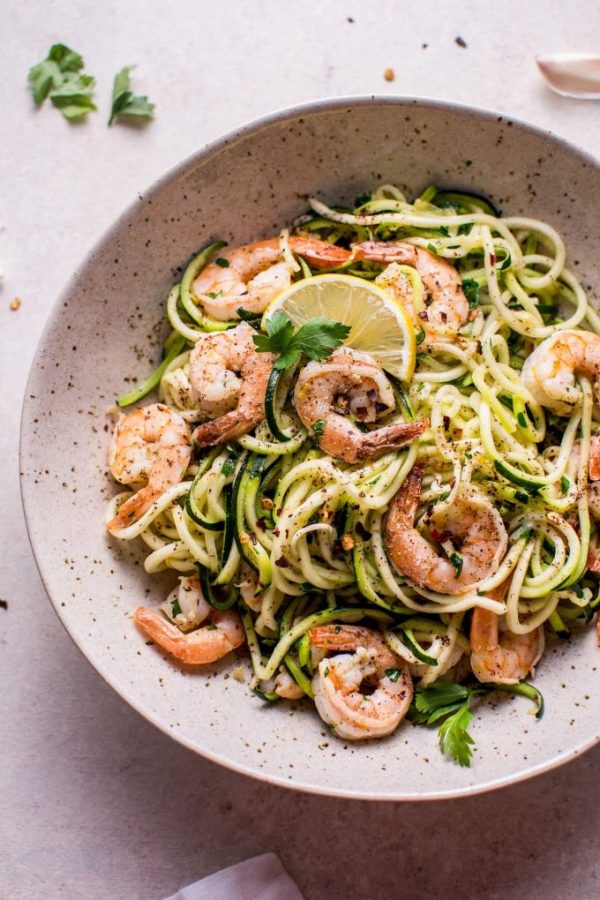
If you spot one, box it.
[309,624,412,740]
[107,403,191,532]
[385,464,508,594]
[587,545,600,576]
[274,667,304,700]
[190,322,274,446]
[470,593,544,685]
[133,603,244,665]
[353,240,469,336]
[521,329,600,416]
[590,428,600,481]
[193,237,351,321]
[160,575,211,631]
[293,347,427,463]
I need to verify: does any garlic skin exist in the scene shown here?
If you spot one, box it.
[537,53,600,99]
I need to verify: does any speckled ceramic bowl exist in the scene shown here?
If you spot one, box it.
[21,97,600,800]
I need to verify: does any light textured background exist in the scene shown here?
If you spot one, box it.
[2,2,600,898]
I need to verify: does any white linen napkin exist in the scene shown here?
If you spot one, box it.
[163,852,304,900]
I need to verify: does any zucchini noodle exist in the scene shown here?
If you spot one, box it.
[106,182,600,755]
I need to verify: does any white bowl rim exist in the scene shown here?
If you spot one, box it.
[20,94,600,801]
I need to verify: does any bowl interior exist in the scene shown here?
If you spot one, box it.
[21,98,600,799]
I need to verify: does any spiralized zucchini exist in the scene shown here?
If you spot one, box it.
[108,183,600,712]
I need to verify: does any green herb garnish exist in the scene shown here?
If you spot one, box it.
[410,680,544,766]
[410,683,476,767]
[109,66,155,125]
[312,419,327,437]
[28,43,97,121]
[449,551,463,577]
[171,598,182,618]
[462,278,480,309]
[253,312,350,370]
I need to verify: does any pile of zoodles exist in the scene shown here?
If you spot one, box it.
[106,183,600,766]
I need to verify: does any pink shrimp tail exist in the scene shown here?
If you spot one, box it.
[289,237,352,269]
[356,420,428,461]
[107,485,161,532]
[192,410,262,447]
[352,241,417,265]
[386,463,424,530]
[589,428,600,481]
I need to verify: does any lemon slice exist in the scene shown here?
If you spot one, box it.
[262,273,416,382]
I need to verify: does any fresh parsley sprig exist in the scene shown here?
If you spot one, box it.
[28,46,155,126]
[410,682,477,767]
[109,66,155,125]
[410,680,544,767]
[28,44,97,121]
[253,312,351,370]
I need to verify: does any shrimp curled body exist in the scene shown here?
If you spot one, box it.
[521,329,600,416]
[107,403,191,532]
[309,624,413,740]
[385,465,508,595]
[190,322,275,446]
[293,347,427,463]
[353,241,469,337]
[193,237,351,321]
[470,608,545,685]
[134,578,244,665]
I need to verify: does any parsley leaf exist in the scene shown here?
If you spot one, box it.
[438,703,475,767]
[412,678,544,766]
[28,44,96,121]
[109,66,155,125]
[462,278,480,309]
[28,43,84,104]
[449,551,463,576]
[50,74,97,121]
[170,597,182,618]
[410,682,476,766]
[415,682,470,714]
[253,312,351,371]
[384,667,401,682]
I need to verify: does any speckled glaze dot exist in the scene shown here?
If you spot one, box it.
[20,97,600,801]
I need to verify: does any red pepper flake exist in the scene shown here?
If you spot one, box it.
[275,556,290,568]
[489,253,497,266]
